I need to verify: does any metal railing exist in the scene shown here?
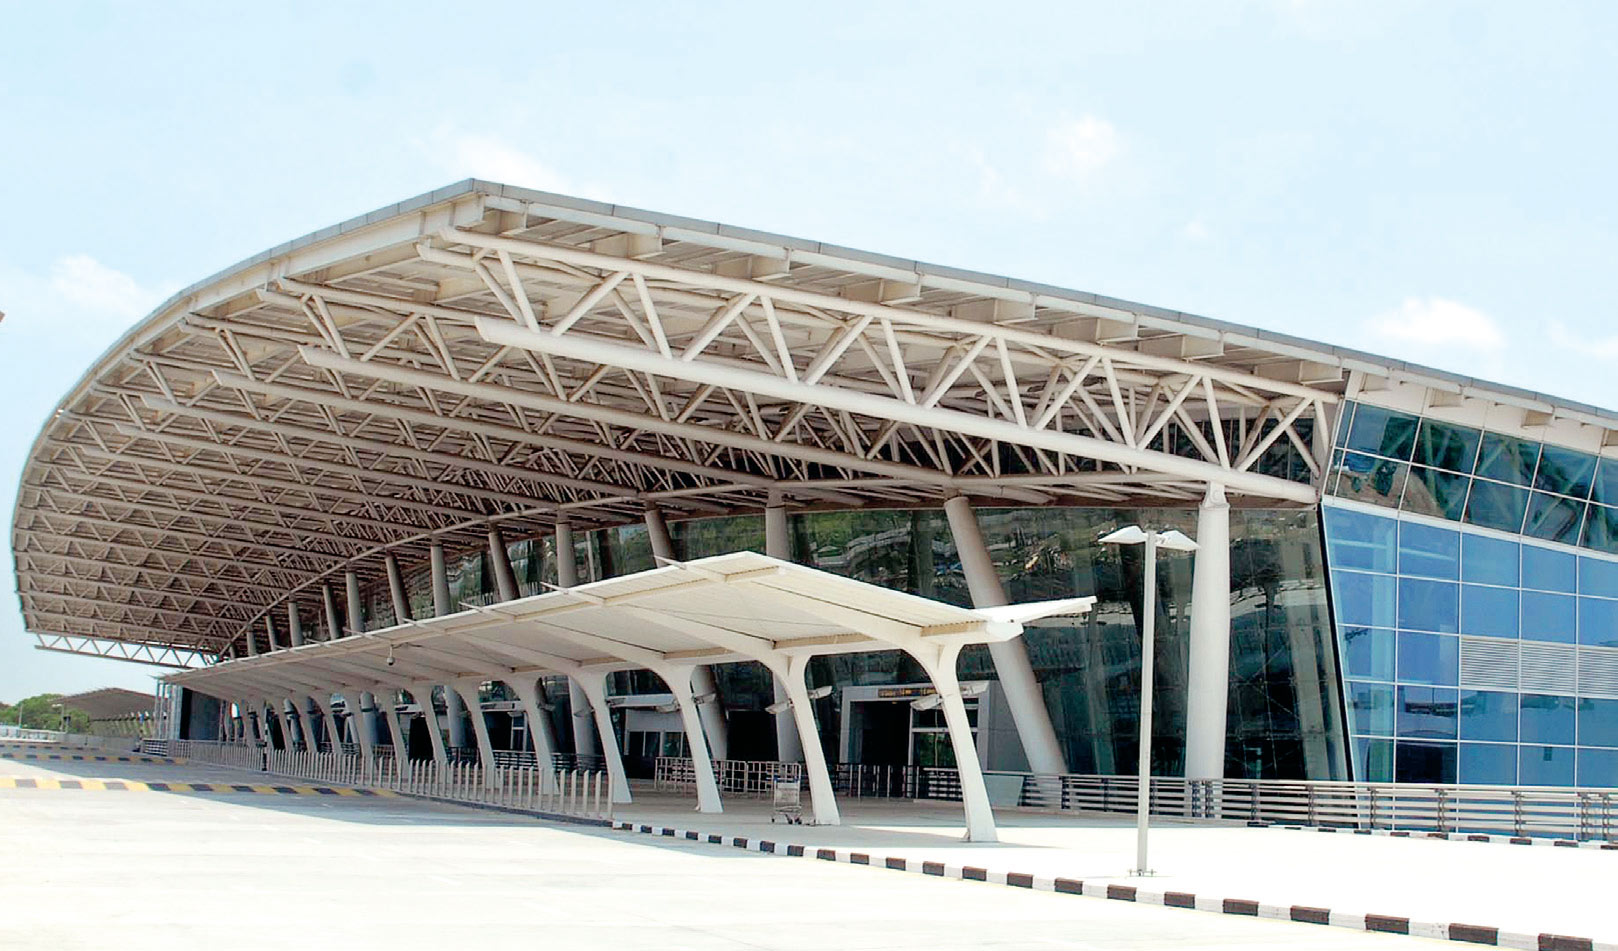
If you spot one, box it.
[654,756,802,797]
[138,739,612,821]
[840,764,1618,843]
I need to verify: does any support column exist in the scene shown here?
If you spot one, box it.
[348,692,377,766]
[487,526,519,602]
[316,696,341,753]
[451,682,497,785]
[344,570,364,636]
[661,666,723,813]
[430,542,452,616]
[385,553,411,623]
[381,694,409,763]
[910,643,998,842]
[1184,483,1232,780]
[287,602,305,647]
[264,616,280,652]
[408,684,448,767]
[780,655,839,825]
[943,495,1067,775]
[556,522,600,761]
[645,506,728,760]
[765,502,805,763]
[295,696,319,751]
[245,629,259,657]
[509,676,560,790]
[571,672,631,803]
[321,583,341,642]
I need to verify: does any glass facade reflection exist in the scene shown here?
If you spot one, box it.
[1323,499,1618,787]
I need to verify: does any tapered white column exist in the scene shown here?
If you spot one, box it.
[570,672,631,803]
[321,584,341,642]
[912,643,997,842]
[556,522,600,761]
[1184,483,1232,780]
[286,603,305,647]
[344,571,364,636]
[765,502,805,763]
[644,506,728,760]
[943,495,1067,775]
[781,655,838,824]
[295,696,319,751]
[451,682,498,785]
[381,696,409,762]
[407,684,448,767]
[316,696,341,752]
[385,553,410,623]
[426,545,469,751]
[663,667,723,813]
[509,676,560,791]
[347,692,377,766]
[487,526,519,602]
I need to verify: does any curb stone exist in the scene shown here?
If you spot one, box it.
[611,819,1613,950]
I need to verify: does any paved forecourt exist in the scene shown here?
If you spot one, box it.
[615,792,1618,947]
[0,755,1449,950]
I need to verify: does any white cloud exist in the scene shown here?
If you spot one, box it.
[1181,218,1211,242]
[1366,297,1505,351]
[1042,116,1121,182]
[426,127,573,194]
[1549,320,1618,360]
[50,254,165,321]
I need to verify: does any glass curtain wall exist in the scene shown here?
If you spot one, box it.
[1323,500,1618,786]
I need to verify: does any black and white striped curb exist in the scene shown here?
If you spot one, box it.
[612,820,1612,950]
[1250,821,1618,852]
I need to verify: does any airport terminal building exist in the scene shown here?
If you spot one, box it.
[14,180,1618,807]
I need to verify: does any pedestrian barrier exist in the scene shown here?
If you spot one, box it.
[654,756,801,797]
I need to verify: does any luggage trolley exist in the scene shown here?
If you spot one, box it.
[770,778,803,825]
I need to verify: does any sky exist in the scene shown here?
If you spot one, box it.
[1,1,1615,701]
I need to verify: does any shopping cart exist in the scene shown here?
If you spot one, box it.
[770,779,803,824]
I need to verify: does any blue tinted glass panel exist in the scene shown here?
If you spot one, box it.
[1335,403,1355,448]
[1522,545,1576,593]
[1523,492,1585,546]
[1582,504,1618,556]
[1535,445,1597,499]
[1332,571,1397,629]
[1594,460,1618,507]
[1398,578,1459,633]
[1460,585,1518,638]
[1353,737,1393,783]
[1340,627,1395,681]
[1519,694,1576,745]
[1459,742,1517,785]
[1464,480,1529,533]
[1519,745,1575,787]
[1323,506,1396,572]
[1578,698,1618,747]
[1458,690,1518,742]
[1580,556,1618,598]
[1332,452,1407,508]
[1345,405,1418,460]
[1405,466,1470,521]
[1397,632,1459,685]
[1520,591,1576,643]
[1395,741,1457,783]
[1578,598,1618,648]
[1398,521,1459,579]
[1346,681,1395,735]
[1577,748,1618,788]
[1413,419,1482,473]
[1476,434,1539,486]
[1397,685,1458,739]
[1462,533,1519,586]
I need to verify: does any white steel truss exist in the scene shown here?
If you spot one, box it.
[14,181,1350,663]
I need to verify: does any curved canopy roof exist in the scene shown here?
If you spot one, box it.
[14,180,1616,666]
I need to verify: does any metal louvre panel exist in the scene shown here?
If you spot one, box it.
[1518,642,1578,696]
[1459,637,1519,691]
[1577,646,1618,699]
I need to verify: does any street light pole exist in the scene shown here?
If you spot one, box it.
[1135,528,1158,876]
[1101,525,1198,877]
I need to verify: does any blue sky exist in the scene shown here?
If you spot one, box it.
[2,1,1615,700]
